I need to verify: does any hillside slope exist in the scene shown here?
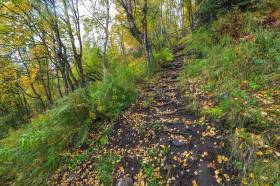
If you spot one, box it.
[179,2,280,185]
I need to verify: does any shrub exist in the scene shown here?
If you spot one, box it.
[90,65,139,120]
[154,47,174,65]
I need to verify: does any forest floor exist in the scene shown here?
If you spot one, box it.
[52,50,236,186]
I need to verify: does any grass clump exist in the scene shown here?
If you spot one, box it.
[143,96,154,109]
[142,161,160,186]
[95,154,121,185]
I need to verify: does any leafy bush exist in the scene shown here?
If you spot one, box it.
[90,65,139,120]
[154,47,174,65]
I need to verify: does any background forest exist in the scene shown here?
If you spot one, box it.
[0,0,279,185]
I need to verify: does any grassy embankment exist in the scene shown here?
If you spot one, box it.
[179,1,280,185]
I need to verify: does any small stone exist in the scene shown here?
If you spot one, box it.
[116,176,133,186]
[172,140,185,147]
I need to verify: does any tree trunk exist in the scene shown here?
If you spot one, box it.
[142,0,153,67]
[181,0,186,35]
[160,0,163,39]
[188,0,194,30]
[63,0,85,87]
[102,0,110,76]
[55,67,63,98]
[37,58,53,107]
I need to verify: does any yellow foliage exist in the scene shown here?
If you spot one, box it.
[32,44,48,60]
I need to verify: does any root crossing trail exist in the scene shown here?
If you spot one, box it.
[53,52,233,186]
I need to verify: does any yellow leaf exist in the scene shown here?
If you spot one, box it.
[215,169,220,175]
[192,180,198,186]
[217,155,223,163]
[242,179,248,185]
[255,151,263,156]
[222,156,229,161]
[249,173,254,178]
[202,151,208,157]
[223,174,230,181]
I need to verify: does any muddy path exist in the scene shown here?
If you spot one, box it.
[53,51,234,186]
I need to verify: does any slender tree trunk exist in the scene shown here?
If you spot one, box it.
[166,0,172,47]
[181,0,186,36]
[30,83,46,110]
[188,0,194,30]
[45,58,53,105]
[65,62,75,92]
[55,67,63,98]
[37,58,53,107]
[61,68,69,95]
[160,0,163,39]
[63,0,85,87]
[72,0,85,87]
[142,0,153,67]
[102,0,110,76]
[119,24,128,66]
[48,1,71,94]
[119,0,153,66]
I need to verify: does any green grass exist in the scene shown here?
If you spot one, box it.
[143,96,154,109]
[142,161,160,186]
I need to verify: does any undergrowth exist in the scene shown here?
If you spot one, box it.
[0,63,144,185]
[180,1,280,185]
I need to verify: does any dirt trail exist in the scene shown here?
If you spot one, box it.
[53,51,233,186]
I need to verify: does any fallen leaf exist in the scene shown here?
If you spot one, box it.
[192,180,198,186]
